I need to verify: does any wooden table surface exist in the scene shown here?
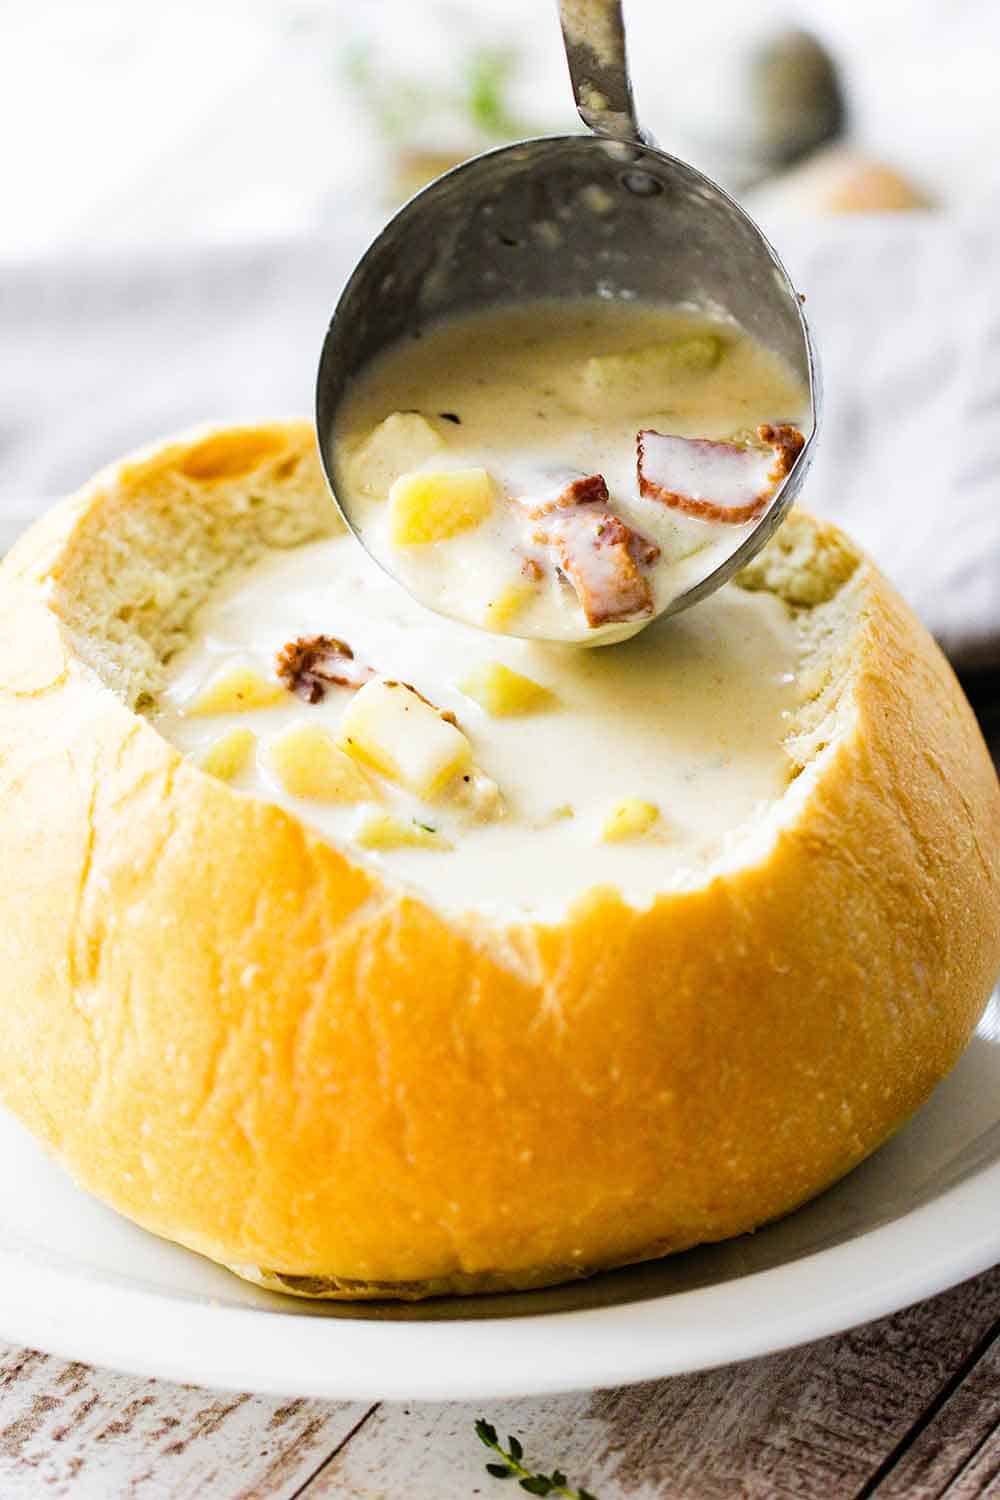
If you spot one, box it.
[0,672,997,1500]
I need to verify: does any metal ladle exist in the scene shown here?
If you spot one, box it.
[316,0,819,643]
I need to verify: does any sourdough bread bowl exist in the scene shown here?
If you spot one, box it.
[0,420,997,1300]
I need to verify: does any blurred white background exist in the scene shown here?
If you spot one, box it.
[5,0,1000,256]
[3,0,1000,661]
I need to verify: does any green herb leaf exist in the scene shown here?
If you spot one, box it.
[475,1419,601,1498]
[465,47,521,138]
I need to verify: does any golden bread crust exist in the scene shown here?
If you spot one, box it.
[0,422,996,1298]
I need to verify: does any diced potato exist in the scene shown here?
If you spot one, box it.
[388,468,494,545]
[578,336,723,414]
[354,810,452,852]
[199,728,256,782]
[186,665,285,715]
[337,678,472,798]
[347,412,445,499]
[483,581,536,631]
[459,662,554,716]
[601,798,660,842]
[269,723,376,803]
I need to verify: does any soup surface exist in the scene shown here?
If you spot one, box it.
[157,532,805,921]
[334,299,809,643]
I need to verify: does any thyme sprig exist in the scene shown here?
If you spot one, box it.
[475,1420,600,1499]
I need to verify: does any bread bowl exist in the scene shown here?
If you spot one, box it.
[0,419,996,1300]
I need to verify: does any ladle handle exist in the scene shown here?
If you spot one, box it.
[557,0,649,145]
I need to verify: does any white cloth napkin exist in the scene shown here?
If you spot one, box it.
[771,215,1000,668]
[2,217,998,665]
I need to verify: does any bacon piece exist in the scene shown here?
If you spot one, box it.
[758,423,806,478]
[521,472,610,520]
[536,509,658,627]
[551,472,610,511]
[276,635,372,704]
[515,470,660,624]
[626,526,661,568]
[637,423,805,524]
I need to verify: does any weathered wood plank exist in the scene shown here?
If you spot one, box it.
[867,1326,999,1497]
[940,1421,1000,1498]
[0,1344,370,1500]
[304,1266,1000,1500]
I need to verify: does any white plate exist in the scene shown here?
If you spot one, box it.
[1,990,997,1402]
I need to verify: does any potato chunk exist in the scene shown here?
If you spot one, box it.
[354,811,452,852]
[348,412,445,499]
[483,581,536,631]
[199,728,256,782]
[578,336,723,414]
[389,468,494,544]
[187,665,285,715]
[270,723,376,803]
[337,678,471,798]
[459,662,554,716]
[601,798,659,841]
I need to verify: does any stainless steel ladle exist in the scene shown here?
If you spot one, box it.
[316,0,819,642]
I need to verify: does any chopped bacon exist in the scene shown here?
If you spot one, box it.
[536,509,658,627]
[637,423,805,524]
[516,471,660,625]
[520,472,610,520]
[552,472,610,510]
[276,635,373,704]
[520,555,545,582]
[758,423,806,478]
[512,470,660,625]
[627,527,661,568]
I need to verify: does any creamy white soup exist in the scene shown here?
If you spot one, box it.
[333,299,809,644]
[156,532,805,921]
